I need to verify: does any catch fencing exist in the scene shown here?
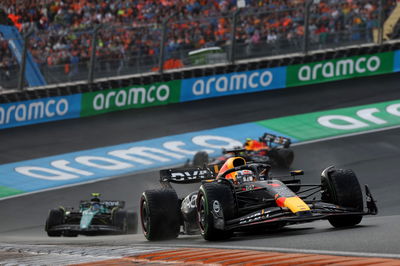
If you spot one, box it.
[1,0,399,91]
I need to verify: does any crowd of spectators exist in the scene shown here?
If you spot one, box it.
[0,0,398,84]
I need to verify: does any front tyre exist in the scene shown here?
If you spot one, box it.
[126,211,138,234]
[45,208,64,237]
[193,151,209,167]
[113,209,128,233]
[140,189,180,241]
[197,182,235,241]
[321,169,363,227]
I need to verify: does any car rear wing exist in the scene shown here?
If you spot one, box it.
[160,167,215,184]
[79,200,125,209]
[260,133,291,148]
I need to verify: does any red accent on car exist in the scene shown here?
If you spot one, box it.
[275,197,286,207]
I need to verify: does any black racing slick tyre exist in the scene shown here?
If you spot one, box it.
[113,210,128,233]
[197,182,235,241]
[276,148,294,168]
[140,189,180,241]
[321,169,364,227]
[45,208,64,237]
[193,151,209,167]
[126,211,138,234]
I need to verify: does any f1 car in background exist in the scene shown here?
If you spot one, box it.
[140,157,377,241]
[45,193,137,237]
[191,133,294,169]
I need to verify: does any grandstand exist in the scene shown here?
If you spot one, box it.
[0,0,399,91]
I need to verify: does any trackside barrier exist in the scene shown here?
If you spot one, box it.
[80,80,181,117]
[0,94,81,129]
[1,50,400,130]
[180,67,286,102]
[287,51,395,87]
[2,41,399,102]
[394,50,400,71]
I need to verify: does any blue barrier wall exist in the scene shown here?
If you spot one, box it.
[0,94,82,129]
[180,66,287,102]
[394,50,400,72]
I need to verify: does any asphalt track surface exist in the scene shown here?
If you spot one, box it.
[1,73,400,259]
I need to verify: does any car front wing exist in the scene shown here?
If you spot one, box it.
[46,224,125,235]
[222,201,376,231]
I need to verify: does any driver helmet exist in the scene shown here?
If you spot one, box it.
[244,138,253,150]
[90,194,101,211]
[217,157,246,180]
[244,138,265,151]
[236,170,255,184]
[91,202,101,211]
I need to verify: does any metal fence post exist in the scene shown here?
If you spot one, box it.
[158,19,168,74]
[17,30,33,91]
[158,12,179,74]
[88,25,101,84]
[303,0,313,55]
[378,0,384,44]
[229,9,241,64]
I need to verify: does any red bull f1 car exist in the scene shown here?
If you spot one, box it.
[45,193,137,237]
[191,133,294,169]
[140,157,377,241]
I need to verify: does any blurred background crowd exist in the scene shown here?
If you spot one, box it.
[0,0,398,86]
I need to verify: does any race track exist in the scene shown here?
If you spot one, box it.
[1,73,400,263]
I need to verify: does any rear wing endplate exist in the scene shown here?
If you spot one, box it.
[261,133,291,147]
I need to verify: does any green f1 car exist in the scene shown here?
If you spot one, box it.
[45,193,137,237]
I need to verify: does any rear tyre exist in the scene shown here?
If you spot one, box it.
[193,151,209,167]
[140,189,180,241]
[197,182,235,241]
[321,169,363,227]
[126,212,138,234]
[275,148,294,168]
[45,208,64,237]
[113,209,127,233]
